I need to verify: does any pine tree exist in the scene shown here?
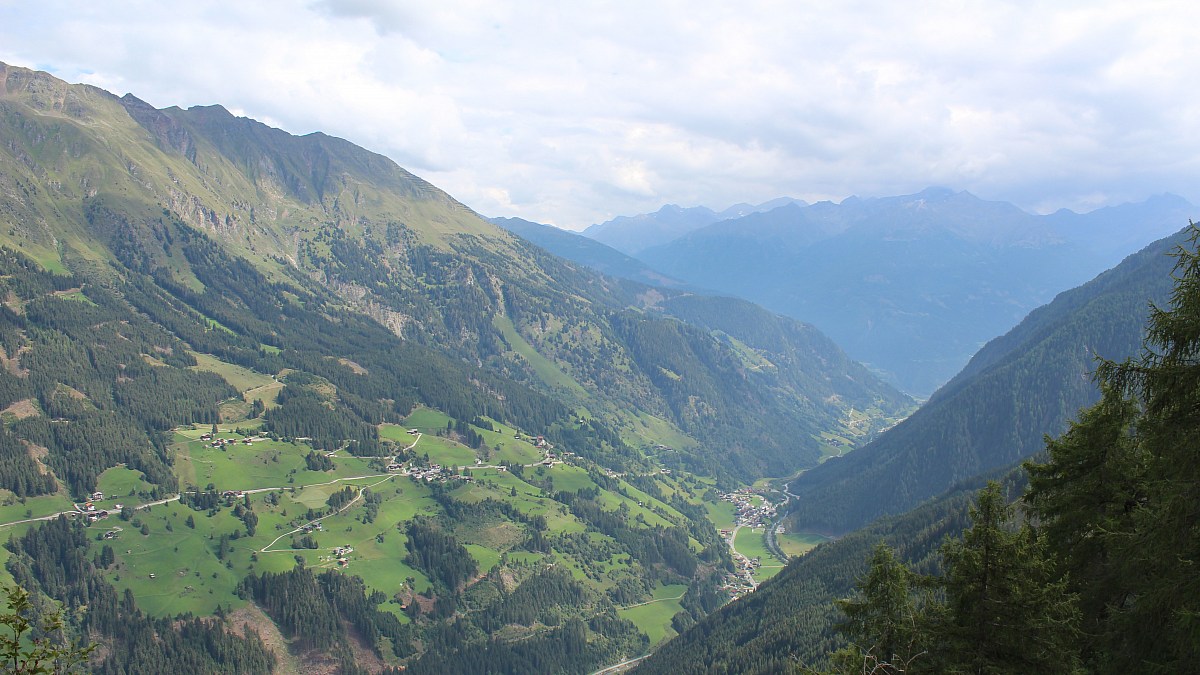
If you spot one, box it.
[1024,386,1142,666]
[1084,224,1200,672]
[931,482,1081,675]
[832,543,930,674]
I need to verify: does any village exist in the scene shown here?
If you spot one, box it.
[716,488,783,599]
[718,488,779,529]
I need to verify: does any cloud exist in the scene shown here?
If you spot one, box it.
[2,0,1198,228]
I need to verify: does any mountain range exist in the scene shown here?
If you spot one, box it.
[581,198,805,256]
[597,188,1194,395]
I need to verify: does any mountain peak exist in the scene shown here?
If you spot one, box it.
[915,186,959,200]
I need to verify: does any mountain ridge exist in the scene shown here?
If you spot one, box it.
[632,187,1195,394]
[784,225,1186,534]
[0,60,912,486]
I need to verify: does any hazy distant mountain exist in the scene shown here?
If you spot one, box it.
[784,225,1186,534]
[582,198,805,256]
[490,216,692,289]
[636,187,1195,395]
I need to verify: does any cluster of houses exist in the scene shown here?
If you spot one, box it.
[200,433,258,448]
[719,530,765,599]
[77,491,126,523]
[331,545,354,567]
[721,560,760,599]
[720,489,777,528]
[387,462,475,484]
[199,429,262,446]
[299,521,324,534]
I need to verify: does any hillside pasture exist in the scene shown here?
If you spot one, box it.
[95,465,153,499]
[189,352,276,393]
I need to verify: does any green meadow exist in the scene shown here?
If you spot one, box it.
[734,527,775,562]
[492,314,587,396]
[189,352,277,393]
[0,492,76,526]
[96,466,154,498]
[778,531,830,557]
[618,583,688,645]
[10,410,751,644]
[705,501,737,531]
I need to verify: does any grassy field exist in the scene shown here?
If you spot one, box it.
[618,583,688,645]
[105,501,248,616]
[189,352,276,393]
[543,464,595,492]
[734,527,778,563]
[629,412,697,451]
[172,430,379,492]
[379,423,419,445]
[96,466,154,499]
[492,314,587,396]
[778,531,831,557]
[55,404,721,640]
[753,564,787,583]
[105,472,445,617]
[415,435,478,467]
[732,526,790,582]
[475,419,542,465]
[403,407,453,431]
[0,492,75,525]
[705,501,736,531]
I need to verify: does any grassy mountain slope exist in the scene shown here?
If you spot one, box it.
[785,227,1186,535]
[0,62,909,484]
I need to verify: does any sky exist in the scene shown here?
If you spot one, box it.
[2,1,1197,230]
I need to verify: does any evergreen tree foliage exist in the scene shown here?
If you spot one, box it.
[831,544,929,675]
[403,518,478,591]
[929,483,1081,674]
[1026,224,1200,673]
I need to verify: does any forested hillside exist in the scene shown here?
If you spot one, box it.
[785,226,1187,534]
[641,227,1200,675]
[635,467,1022,673]
[657,229,1200,673]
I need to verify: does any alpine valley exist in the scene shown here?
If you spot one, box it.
[0,63,912,673]
[1,60,1196,675]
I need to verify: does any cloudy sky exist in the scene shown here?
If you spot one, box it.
[2,1,1197,230]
